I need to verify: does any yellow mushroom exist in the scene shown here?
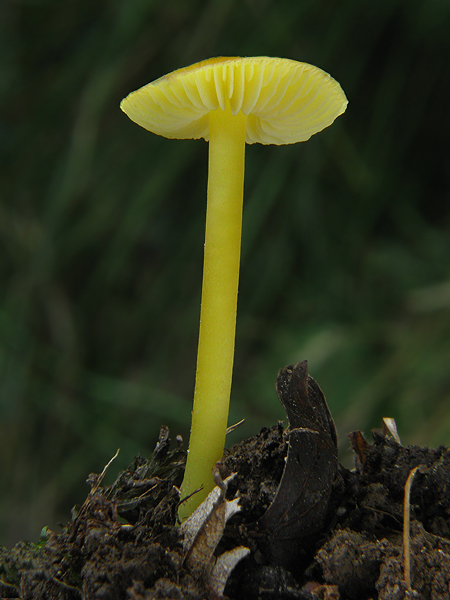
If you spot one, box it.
[120,56,348,520]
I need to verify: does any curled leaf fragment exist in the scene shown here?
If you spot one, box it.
[259,361,339,571]
[208,546,251,597]
[180,470,250,596]
[382,417,401,444]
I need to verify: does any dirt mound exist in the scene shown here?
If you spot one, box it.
[2,364,450,599]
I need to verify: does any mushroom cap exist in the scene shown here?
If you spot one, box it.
[120,56,347,145]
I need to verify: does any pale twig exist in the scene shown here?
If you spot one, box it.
[403,465,421,593]
[226,419,245,435]
[94,448,120,492]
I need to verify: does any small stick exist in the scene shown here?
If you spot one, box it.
[226,418,245,435]
[70,448,120,541]
[403,465,421,593]
[95,448,120,491]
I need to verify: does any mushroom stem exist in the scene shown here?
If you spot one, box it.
[179,104,247,519]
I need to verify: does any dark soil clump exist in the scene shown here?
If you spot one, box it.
[2,366,450,599]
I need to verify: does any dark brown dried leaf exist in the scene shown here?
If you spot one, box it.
[258,361,339,571]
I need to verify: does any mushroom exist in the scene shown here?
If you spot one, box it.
[120,56,347,520]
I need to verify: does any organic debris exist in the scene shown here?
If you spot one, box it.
[258,361,340,573]
[1,364,450,599]
[180,470,250,595]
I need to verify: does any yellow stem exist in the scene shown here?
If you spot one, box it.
[179,104,247,520]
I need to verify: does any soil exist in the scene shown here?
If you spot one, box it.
[2,364,450,600]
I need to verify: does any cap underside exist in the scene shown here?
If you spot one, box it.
[120,57,348,145]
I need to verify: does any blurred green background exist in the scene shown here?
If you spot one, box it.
[1,0,450,547]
